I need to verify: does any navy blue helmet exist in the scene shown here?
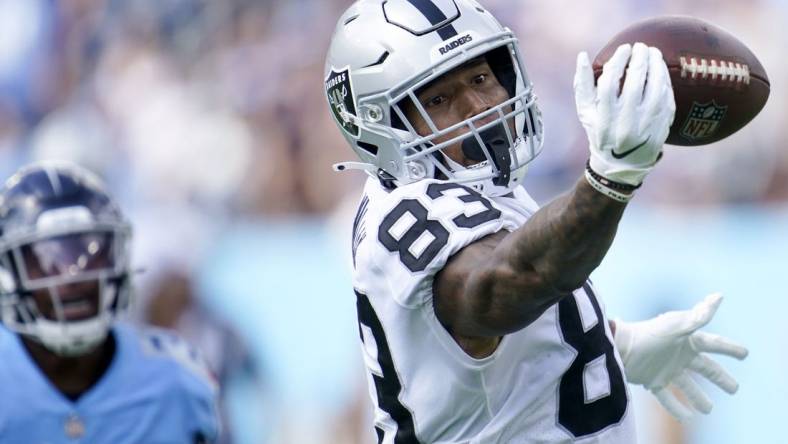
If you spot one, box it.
[0,162,132,355]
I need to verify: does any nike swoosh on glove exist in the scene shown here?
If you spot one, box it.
[574,42,676,202]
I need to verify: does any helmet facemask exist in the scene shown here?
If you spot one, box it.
[327,0,545,195]
[385,39,543,196]
[0,221,131,356]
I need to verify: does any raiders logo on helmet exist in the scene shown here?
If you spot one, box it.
[325,66,359,137]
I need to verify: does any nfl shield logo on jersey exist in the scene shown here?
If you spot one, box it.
[325,66,359,137]
[680,101,728,142]
[64,414,85,439]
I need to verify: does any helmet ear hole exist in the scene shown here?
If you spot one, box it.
[357,141,379,156]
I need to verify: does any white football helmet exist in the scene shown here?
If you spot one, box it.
[326,0,544,196]
[0,162,132,356]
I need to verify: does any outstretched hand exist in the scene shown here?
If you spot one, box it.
[574,42,676,201]
[614,293,748,421]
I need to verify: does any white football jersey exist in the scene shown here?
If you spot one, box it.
[351,177,636,444]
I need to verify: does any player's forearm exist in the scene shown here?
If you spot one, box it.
[525,178,627,291]
[437,178,628,338]
[502,177,626,299]
[457,178,627,336]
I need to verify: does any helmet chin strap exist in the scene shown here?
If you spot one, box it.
[440,134,529,197]
[461,123,512,187]
[32,315,112,356]
[3,277,121,357]
[442,153,495,194]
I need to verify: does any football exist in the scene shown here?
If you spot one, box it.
[593,16,770,146]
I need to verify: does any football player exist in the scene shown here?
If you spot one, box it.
[0,162,219,443]
[325,1,749,442]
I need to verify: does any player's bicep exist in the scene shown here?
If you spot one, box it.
[433,231,506,332]
[433,229,558,338]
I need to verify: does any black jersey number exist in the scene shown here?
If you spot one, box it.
[378,184,501,272]
[355,290,419,444]
[425,183,501,228]
[557,283,627,437]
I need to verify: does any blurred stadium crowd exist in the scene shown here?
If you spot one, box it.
[0,0,785,443]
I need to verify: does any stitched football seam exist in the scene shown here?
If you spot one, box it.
[678,56,751,84]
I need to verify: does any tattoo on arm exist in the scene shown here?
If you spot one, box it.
[435,179,627,337]
[518,178,626,293]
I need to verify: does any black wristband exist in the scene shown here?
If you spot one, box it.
[585,160,642,192]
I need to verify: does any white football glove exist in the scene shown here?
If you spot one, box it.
[574,42,676,202]
[614,293,748,422]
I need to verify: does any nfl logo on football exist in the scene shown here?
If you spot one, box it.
[680,101,728,141]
